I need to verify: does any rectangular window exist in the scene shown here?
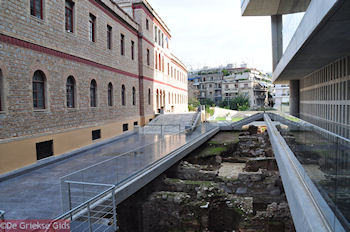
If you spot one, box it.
[146,19,149,30]
[158,31,161,45]
[36,140,53,160]
[92,129,101,140]
[30,0,43,19]
[120,34,125,55]
[161,33,164,48]
[123,123,128,132]
[131,40,135,60]
[147,49,150,66]
[89,14,96,42]
[154,26,157,42]
[107,25,112,49]
[134,121,138,126]
[65,0,74,32]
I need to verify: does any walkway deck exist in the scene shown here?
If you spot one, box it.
[0,124,215,219]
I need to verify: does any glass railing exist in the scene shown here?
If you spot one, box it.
[282,12,305,53]
[60,123,218,211]
[272,112,350,231]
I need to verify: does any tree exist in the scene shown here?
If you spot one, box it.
[219,94,250,111]
[200,98,215,107]
[188,97,200,111]
[222,69,230,76]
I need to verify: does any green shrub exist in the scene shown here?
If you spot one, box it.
[219,94,250,111]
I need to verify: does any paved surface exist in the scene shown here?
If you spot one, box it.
[142,113,196,134]
[0,123,215,219]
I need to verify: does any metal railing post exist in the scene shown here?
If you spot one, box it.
[178,124,181,132]
[87,202,92,232]
[112,187,118,231]
[67,182,72,220]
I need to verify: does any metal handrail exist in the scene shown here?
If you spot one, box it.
[57,186,114,220]
[144,124,181,127]
[46,182,118,232]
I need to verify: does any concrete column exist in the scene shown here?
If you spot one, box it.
[289,80,300,117]
[271,15,283,71]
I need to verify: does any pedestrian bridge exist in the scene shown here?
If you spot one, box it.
[0,112,349,232]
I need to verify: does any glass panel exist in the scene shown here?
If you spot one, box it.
[282,12,305,52]
[35,0,42,19]
[277,113,350,230]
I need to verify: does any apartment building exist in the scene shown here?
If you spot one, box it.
[222,67,272,108]
[272,84,289,111]
[190,68,223,105]
[189,65,272,108]
[0,0,188,174]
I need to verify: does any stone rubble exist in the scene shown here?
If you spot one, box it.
[117,126,295,232]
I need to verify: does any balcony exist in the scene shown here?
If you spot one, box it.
[223,89,239,93]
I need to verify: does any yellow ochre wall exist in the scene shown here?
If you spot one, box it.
[0,117,149,175]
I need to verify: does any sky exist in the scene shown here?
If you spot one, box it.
[147,0,272,73]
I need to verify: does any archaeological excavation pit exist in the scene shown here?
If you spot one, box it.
[117,126,295,232]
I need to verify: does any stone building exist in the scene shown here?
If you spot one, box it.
[241,0,350,139]
[0,0,188,174]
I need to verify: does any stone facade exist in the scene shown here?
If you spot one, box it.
[0,0,188,174]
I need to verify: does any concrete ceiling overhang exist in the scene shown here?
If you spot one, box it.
[241,0,311,16]
[274,0,350,81]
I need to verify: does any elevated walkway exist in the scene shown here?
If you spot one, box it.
[0,123,218,225]
[1,112,349,232]
[141,112,197,134]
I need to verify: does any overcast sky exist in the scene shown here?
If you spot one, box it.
[147,0,272,72]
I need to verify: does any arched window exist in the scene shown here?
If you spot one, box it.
[90,79,97,107]
[32,70,46,109]
[121,85,126,106]
[132,86,136,105]
[108,82,113,106]
[66,76,75,108]
[148,88,151,105]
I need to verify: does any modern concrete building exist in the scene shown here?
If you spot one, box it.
[241,0,350,231]
[241,0,350,139]
[0,0,188,174]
